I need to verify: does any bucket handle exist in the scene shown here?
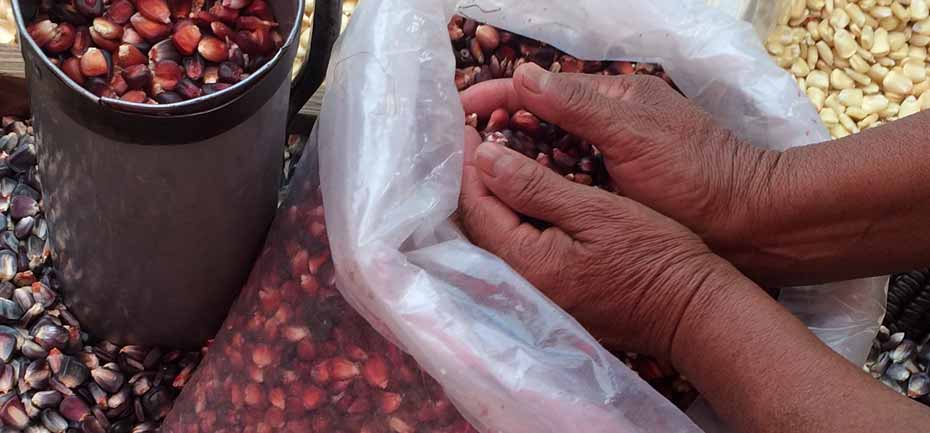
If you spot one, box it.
[288,0,343,123]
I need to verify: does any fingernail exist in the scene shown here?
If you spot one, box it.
[475,141,513,177]
[519,63,549,94]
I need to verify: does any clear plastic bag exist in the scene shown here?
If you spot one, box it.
[701,0,887,371]
[162,141,481,433]
[703,0,792,39]
[685,1,890,431]
[162,1,887,432]
[316,0,885,433]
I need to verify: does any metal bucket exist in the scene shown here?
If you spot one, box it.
[11,0,342,348]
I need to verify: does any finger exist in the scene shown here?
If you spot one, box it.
[458,72,642,119]
[459,128,574,277]
[459,79,524,118]
[512,63,671,164]
[473,139,616,235]
[459,126,522,248]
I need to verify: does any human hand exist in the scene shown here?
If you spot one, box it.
[461,63,783,258]
[458,126,740,360]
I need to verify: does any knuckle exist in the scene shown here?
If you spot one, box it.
[559,78,599,113]
[626,75,676,104]
[598,102,659,159]
[568,191,623,225]
[521,233,571,295]
[510,162,549,207]
[496,230,542,275]
[458,197,480,228]
[598,75,636,99]
[458,205,492,246]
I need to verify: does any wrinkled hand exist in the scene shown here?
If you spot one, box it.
[461,63,781,252]
[458,126,736,359]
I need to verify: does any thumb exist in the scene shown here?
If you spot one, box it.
[474,139,616,235]
[512,63,657,166]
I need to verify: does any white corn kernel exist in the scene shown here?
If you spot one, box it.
[817,59,834,72]
[816,41,836,65]
[903,60,928,81]
[912,0,930,20]
[849,55,870,74]
[879,56,898,66]
[849,54,871,73]
[880,101,901,117]
[863,94,891,112]
[831,8,852,28]
[848,4,868,27]
[807,87,828,109]
[836,29,861,57]
[807,70,832,89]
[850,23,863,35]
[821,107,841,124]
[838,88,865,106]
[808,47,820,67]
[857,113,881,128]
[913,78,930,94]
[832,68,858,88]
[792,0,806,19]
[880,16,902,31]
[919,88,930,108]
[767,42,786,56]
[892,2,910,21]
[883,69,915,93]
[793,28,809,44]
[871,5,894,18]
[889,44,912,59]
[846,106,871,119]
[885,91,907,103]
[908,45,928,59]
[807,21,822,40]
[857,46,877,62]
[775,25,794,45]
[899,95,922,116]
[776,56,794,68]
[839,112,860,132]
[826,93,847,113]
[872,28,892,54]
[832,124,852,137]
[914,17,930,35]
[869,63,891,81]
[752,0,930,136]
[911,33,930,45]
[890,31,910,49]
[792,58,812,76]
[847,68,873,85]
[822,20,836,43]
[860,25,876,48]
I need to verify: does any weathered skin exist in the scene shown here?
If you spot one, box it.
[459,63,930,433]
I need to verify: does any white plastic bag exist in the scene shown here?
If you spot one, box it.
[700,0,887,372]
[705,0,791,39]
[315,1,885,433]
[689,1,890,431]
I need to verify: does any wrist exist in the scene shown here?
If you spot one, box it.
[667,259,758,373]
[706,143,802,284]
